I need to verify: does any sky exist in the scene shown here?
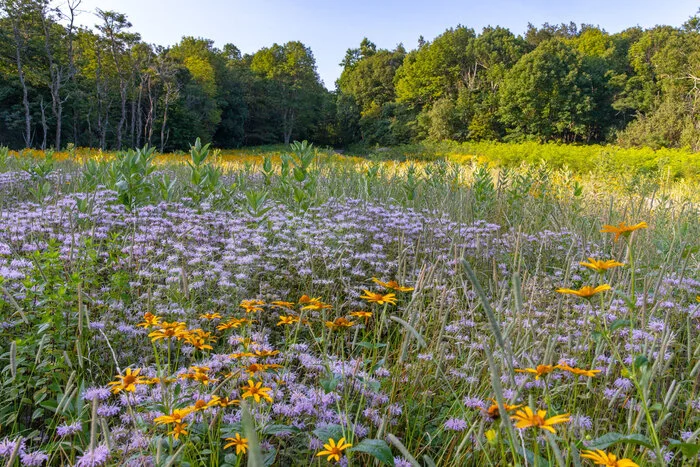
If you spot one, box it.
[73,0,699,88]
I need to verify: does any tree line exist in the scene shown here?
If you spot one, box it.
[1,0,700,151]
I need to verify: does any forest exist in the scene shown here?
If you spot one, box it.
[2,0,700,151]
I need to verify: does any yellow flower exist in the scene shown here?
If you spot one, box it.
[217,318,248,331]
[107,368,148,394]
[579,258,624,273]
[350,310,372,319]
[224,433,248,455]
[199,312,222,320]
[254,349,280,358]
[277,315,300,326]
[515,364,556,380]
[240,299,265,313]
[300,297,333,310]
[240,380,273,403]
[511,407,570,433]
[316,437,352,462]
[325,317,356,330]
[484,400,523,419]
[148,321,187,342]
[360,290,397,305]
[270,300,295,309]
[600,222,648,242]
[580,449,639,467]
[557,363,601,377]
[154,407,193,425]
[136,312,161,328]
[696,295,700,303]
[556,284,611,298]
[189,399,210,412]
[371,277,414,292]
[169,422,188,440]
[485,429,497,444]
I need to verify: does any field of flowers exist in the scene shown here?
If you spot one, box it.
[0,141,699,466]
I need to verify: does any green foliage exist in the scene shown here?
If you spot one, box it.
[111,145,157,209]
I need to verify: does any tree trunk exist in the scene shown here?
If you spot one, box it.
[40,98,48,150]
[11,18,32,148]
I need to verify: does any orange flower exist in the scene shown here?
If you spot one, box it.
[556,284,611,298]
[483,399,523,419]
[557,363,601,377]
[325,317,356,330]
[515,364,556,380]
[600,222,647,242]
[169,422,188,440]
[371,277,414,292]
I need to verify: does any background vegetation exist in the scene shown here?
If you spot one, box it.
[3,1,700,152]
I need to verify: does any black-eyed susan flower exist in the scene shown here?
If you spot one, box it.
[153,407,193,426]
[325,317,356,330]
[556,284,611,298]
[240,380,273,403]
[350,310,372,319]
[270,300,295,309]
[240,299,265,313]
[170,422,188,440]
[148,321,187,342]
[107,368,148,394]
[580,449,639,466]
[316,437,352,462]
[557,363,601,377]
[484,399,523,419]
[515,364,556,380]
[199,312,222,320]
[360,290,397,305]
[600,221,647,242]
[277,315,300,326]
[224,433,248,455]
[579,258,624,273]
[371,277,414,292]
[136,312,160,328]
[511,407,570,433]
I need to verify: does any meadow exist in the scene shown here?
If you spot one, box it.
[0,141,699,466]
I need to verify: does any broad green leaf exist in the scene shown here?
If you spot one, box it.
[349,439,394,465]
[586,432,654,450]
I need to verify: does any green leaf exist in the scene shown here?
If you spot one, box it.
[516,446,550,466]
[355,341,387,350]
[669,440,700,458]
[313,424,344,442]
[634,355,649,370]
[609,319,631,332]
[349,439,394,465]
[586,432,654,450]
[263,424,300,435]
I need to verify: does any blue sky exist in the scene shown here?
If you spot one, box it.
[76,0,698,88]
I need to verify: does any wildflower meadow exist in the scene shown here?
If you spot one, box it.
[0,141,699,466]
